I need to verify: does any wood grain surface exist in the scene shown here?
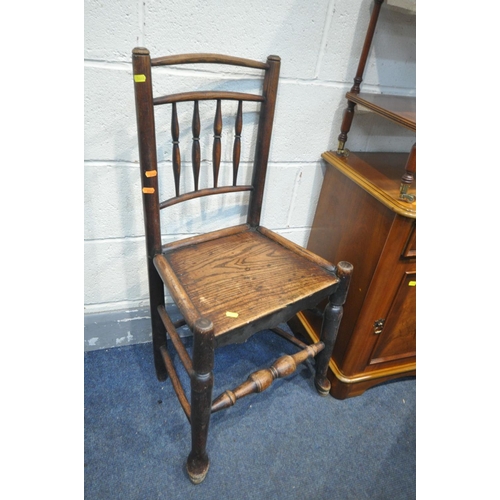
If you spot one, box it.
[165,229,338,337]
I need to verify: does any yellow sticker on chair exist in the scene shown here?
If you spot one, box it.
[142,187,155,194]
[408,281,416,286]
[226,311,239,318]
[134,74,146,83]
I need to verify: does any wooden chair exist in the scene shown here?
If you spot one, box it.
[132,48,353,484]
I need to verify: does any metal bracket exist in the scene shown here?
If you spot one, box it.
[373,319,385,335]
[336,140,350,157]
[399,183,415,203]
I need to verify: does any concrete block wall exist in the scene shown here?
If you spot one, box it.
[84,0,416,350]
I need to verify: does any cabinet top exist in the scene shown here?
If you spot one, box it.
[322,150,416,218]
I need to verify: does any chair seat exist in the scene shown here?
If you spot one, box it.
[155,225,339,346]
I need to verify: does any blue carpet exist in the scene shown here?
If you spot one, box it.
[84,330,415,499]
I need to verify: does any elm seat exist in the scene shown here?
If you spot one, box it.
[156,225,341,346]
[132,48,353,484]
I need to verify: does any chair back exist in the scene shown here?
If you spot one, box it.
[132,49,281,259]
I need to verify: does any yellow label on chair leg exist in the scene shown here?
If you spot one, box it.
[134,74,146,83]
[142,187,155,194]
[408,281,416,286]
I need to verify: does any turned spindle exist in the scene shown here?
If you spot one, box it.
[232,100,243,186]
[213,99,222,188]
[211,342,324,413]
[192,100,201,191]
[171,102,181,197]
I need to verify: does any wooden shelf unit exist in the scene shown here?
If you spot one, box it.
[289,0,416,399]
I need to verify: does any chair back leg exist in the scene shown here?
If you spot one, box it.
[149,266,168,381]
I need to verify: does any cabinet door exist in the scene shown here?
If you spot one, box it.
[369,269,416,365]
[345,216,416,373]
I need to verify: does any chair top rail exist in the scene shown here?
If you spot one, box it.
[153,91,264,106]
[151,53,269,69]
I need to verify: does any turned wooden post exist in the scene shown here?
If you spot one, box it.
[248,55,281,227]
[399,142,416,202]
[315,261,353,396]
[337,0,384,155]
[351,0,384,95]
[187,318,215,484]
[132,47,167,381]
[337,100,356,155]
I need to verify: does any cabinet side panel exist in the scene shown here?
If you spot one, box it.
[306,163,394,362]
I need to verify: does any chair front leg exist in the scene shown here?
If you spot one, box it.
[315,261,353,396]
[187,318,215,484]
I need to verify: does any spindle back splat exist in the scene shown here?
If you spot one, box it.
[133,50,279,232]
